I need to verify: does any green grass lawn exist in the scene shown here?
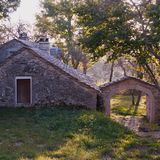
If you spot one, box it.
[0,106,160,160]
[111,95,146,116]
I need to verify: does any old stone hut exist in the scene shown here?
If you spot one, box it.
[0,36,99,109]
[0,35,160,123]
[100,77,160,123]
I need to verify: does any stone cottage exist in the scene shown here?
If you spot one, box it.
[0,34,99,108]
[0,34,160,123]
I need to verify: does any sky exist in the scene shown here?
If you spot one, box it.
[7,0,155,26]
[8,0,142,25]
[10,0,41,25]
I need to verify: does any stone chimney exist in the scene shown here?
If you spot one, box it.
[50,47,63,60]
[38,36,50,54]
[19,32,29,41]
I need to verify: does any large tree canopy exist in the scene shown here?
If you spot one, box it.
[0,0,21,44]
[76,0,160,85]
[77,0,133,60]
[37,0,160,85]
[36,0,80,48]
[146,1,160,60]
[0,0,20,20]
[36,0,88,71]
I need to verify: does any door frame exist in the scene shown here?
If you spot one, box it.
[15,76,32,105]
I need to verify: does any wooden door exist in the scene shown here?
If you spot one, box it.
[17,79,31,104]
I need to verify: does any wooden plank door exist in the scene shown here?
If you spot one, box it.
[17,79,31,104]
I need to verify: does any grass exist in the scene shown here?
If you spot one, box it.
[111,95,160,131]
[0,106,160,160]
[111,95,146,116]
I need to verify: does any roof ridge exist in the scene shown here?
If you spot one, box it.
[18,47,100,91]
[0,39,99,91]
[99,76,157,89]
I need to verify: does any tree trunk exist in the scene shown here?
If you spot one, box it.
[136,92,142,107]
[131,90,135,106]
[83,62,87,74]
[109,61,114,82]
[148,46,160,62]
[134,69,143,112]
[143,63,159,87]
[134,91,142,113]
[119,59,127,76]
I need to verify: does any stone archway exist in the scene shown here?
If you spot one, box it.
[100,77,160,123]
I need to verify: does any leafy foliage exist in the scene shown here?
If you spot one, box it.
[36,0,88,71]
[0,0,20,44]
[0,0,20,20]
[36,0,160,84]
[36,0,79,47]
[76,0,160,85]
[77,0,133,60]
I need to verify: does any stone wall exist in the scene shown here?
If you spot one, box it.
[0,40,25,63]
[0,49,98,109]
[100,78,160,123]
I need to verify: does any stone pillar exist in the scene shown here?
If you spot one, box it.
[154,94,160,123]
[146,94,156,123]
[146,95,150,120]
[103,95,111,116]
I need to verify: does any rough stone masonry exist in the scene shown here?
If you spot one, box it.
[0,38,160,123]
[0,47,99,109]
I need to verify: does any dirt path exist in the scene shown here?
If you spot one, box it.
[112,114,160,139]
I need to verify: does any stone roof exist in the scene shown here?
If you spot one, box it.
[30,47,100,91]
[100,76,157,89]
[1,38,99,91]
[18,39,39,48]
[0,39,38,63]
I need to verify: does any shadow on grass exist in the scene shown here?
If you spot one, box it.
[0,106,159,160]
[111,95,146,117]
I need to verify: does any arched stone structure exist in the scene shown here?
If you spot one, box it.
[100,77,160,123]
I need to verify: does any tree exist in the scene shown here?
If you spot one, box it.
[128,0,160,85]
[36,0,88,72]
[146,1,160,61]
[109,61,115,82]
[0,0,21,44]
[77,0,160,86]
[0,0,20,20]
[0,21,31,44]
[76,0,160,112]
[77,0,133,59]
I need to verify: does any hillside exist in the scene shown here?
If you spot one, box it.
[87,56,133,85]
[0,106,159,160]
